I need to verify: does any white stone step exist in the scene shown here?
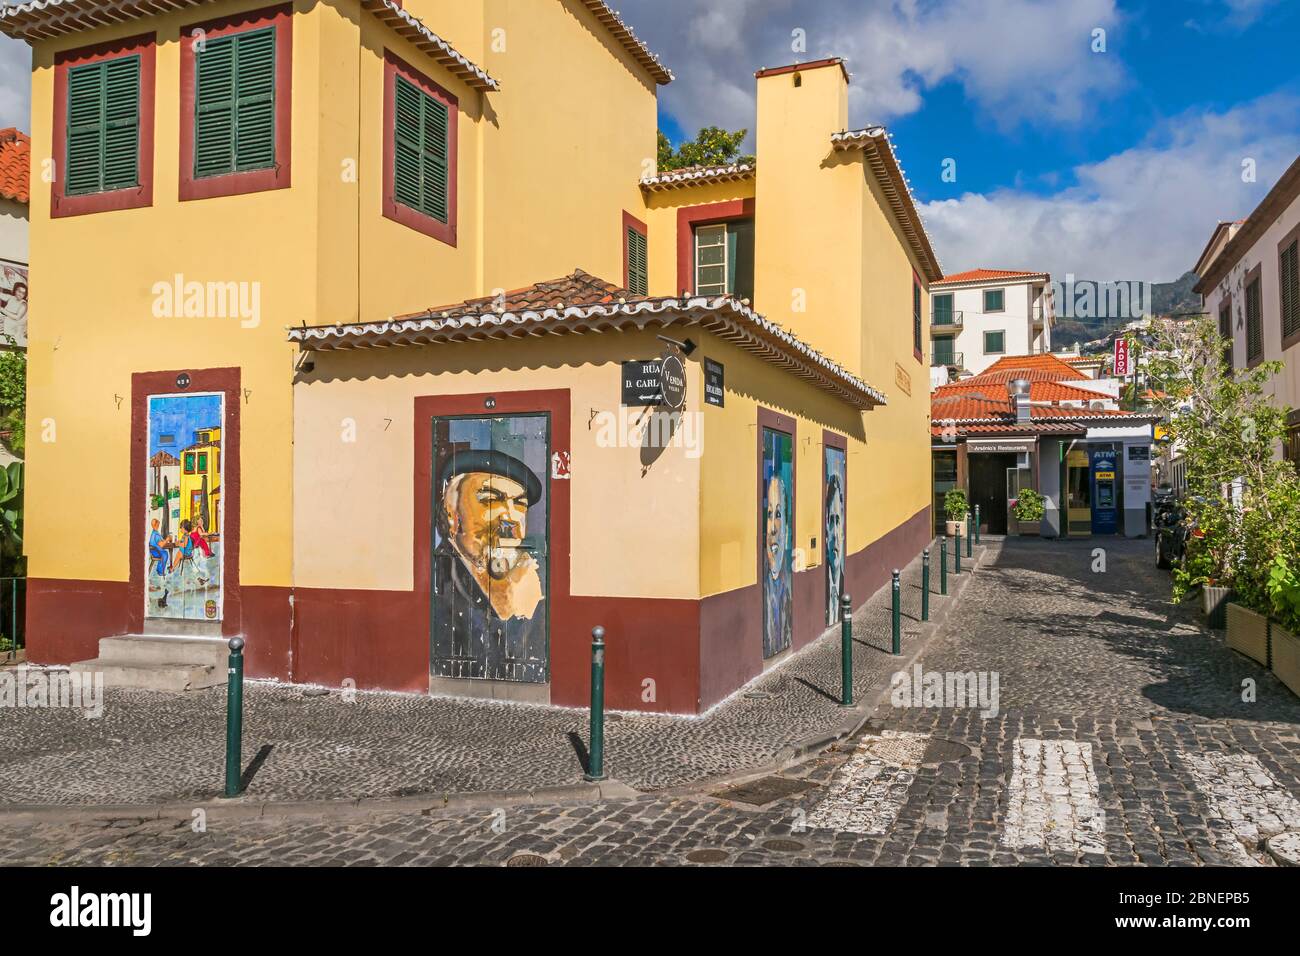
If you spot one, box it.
[95,634,229,668]
[69,659,224,693]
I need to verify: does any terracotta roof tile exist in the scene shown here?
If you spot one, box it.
[394,269,630,320]
[932,268,1049,286]
[0,129,29,203]
[960,353,1091,382]
[936,380,1112,404]
[640,163,755,192]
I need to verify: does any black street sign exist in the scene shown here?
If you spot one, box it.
[621,359,662,406]
[704,358,725,407]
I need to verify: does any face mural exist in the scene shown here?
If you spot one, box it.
[0,263,27,347]
[762,427,793,659]
[825,445,847,625]
[145,393,223,620]
[432,416,549,683]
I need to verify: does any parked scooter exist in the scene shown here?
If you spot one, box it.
[1154,496,1191,570]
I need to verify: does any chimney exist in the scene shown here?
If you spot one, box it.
[1008,379,1032,425]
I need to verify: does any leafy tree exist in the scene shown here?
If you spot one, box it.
[0,346,24,458]
[656,127,754,172]
[1143,314,1297,605]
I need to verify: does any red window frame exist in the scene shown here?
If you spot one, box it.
[382,50,458,246]
[622,211,647,292]
[676,198,756,297]
[179,3,293,202]
[51,32,156,219]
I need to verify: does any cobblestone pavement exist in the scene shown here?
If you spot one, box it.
[6,536,1298,866]
[0,540,974,805]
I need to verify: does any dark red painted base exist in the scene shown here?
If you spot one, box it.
[25,505,931,715]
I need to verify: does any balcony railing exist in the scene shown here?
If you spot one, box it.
[931,310,964,331]
[931,351,963,369]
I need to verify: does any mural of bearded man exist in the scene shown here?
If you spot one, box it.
[432,448,548,683]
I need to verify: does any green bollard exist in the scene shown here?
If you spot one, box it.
[956,534,962,575]
[941,536,948,595]
[967,514,973,558]
[839,593,853,707]
[585,626,606,782]
[223,637,245,799]
[975,505,981,545]
[921,548,930,622]
[891,570,902,656]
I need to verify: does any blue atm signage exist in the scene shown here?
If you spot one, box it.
[1090,449,1119,535]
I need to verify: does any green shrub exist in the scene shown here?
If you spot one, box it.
[1012,489,1045,523]
[943,489,968,521]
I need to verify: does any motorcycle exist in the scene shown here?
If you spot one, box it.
[1154,500,1191,570]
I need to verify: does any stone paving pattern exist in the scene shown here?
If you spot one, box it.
[5,536,1299,866]
[0,539,973,805]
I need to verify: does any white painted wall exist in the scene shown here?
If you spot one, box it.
[931,279,1053,375]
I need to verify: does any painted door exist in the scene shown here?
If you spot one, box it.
[431,415,550,683]
[145,393,224,621]
[761,427,793,658]
[824,445,847,625]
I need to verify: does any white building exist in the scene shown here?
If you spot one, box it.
[1194,154,1300,461]
[930,268,1053,378]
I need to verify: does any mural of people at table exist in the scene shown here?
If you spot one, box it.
[0,264,27,347]
[432,416,549,683]
[825,445,847,625]
[762,427,793,659]
[145,393,223,620]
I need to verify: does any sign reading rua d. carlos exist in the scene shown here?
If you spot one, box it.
[621,360,662,407]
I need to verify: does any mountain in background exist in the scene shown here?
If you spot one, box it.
[1051,272,1203,349]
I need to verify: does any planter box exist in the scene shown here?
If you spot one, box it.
[1203,585,1233,630]
[1272,623,1300,698]
[1017,520,1041,536]
[945,519,966,538]
[1226,603,1269,667]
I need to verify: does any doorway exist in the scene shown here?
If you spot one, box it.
[430,414,550,683]
[969,453,1018,534]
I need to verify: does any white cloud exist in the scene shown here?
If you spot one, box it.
[0,36,29,132]
[621,0,1125,136]
[918,93,1300,283]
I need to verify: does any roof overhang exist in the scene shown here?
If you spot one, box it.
[580,0,672,85]
[931,273,1050,288]
[0,0,500,92]
[640,164,755,193]
[1195,155,1300,295]
[831,127,942,284]
[289,294,886,411]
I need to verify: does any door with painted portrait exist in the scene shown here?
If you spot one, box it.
[761,426,793,659]
[144,393,224,621]
[431,415,550,683]
[824,444,847,625]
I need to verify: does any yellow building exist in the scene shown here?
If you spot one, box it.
[4,1,940,712]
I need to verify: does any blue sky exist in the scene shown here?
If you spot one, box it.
[625,0,1300,283]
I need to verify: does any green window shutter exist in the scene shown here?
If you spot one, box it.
[1282,240,1300,342]
[194,27,276,180]
[626,227,647,296]
[933,294,953,324]
[65,54,140,196]
[1247,278,1263,361]
[393,74,450,224]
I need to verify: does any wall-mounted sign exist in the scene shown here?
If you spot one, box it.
[1127,445,1150,462]
[660,352,686,410]
[894,363,912,396]
[704,358,725,407]
[175,373,191,389]
[1113,338,1132,377]
[968,440,1035,455]
[621,360,662,407]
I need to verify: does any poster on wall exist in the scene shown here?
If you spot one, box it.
[0,263,27,348]
[145,393,223,620]
[431,415,550,684]
[761,427,793,659]
[824,445,846,625]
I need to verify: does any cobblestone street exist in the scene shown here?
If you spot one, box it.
[4,536,1299,866]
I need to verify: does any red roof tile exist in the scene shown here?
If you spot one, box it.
[394,269,631,320]
[936,380,1111,404]
[0,129,29,203]
[932,268,1048,286]
[960,353,1091,383]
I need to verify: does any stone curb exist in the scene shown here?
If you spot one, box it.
[661,542,993,799]
[0,543,995,825]
[0,780,644,826]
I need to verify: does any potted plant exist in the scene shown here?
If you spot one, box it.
[1011,489,1044,536]
[1266,556,1300,697]
[944,489,968,539]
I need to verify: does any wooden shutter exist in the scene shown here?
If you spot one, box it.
[626,227,648,296]
[1246,277,1263,362]
[194,27,276,180]
[393,74,449,223]
[1282,239,1300,344]
[66,55,140,195]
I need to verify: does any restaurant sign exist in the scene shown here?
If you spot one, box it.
[967,440,1035,455]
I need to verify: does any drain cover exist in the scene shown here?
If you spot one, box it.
[922,738,972,765]
[505,853,549,867]
[686,849,730,864]
[712,776,816,806]
[763,839,805,853]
